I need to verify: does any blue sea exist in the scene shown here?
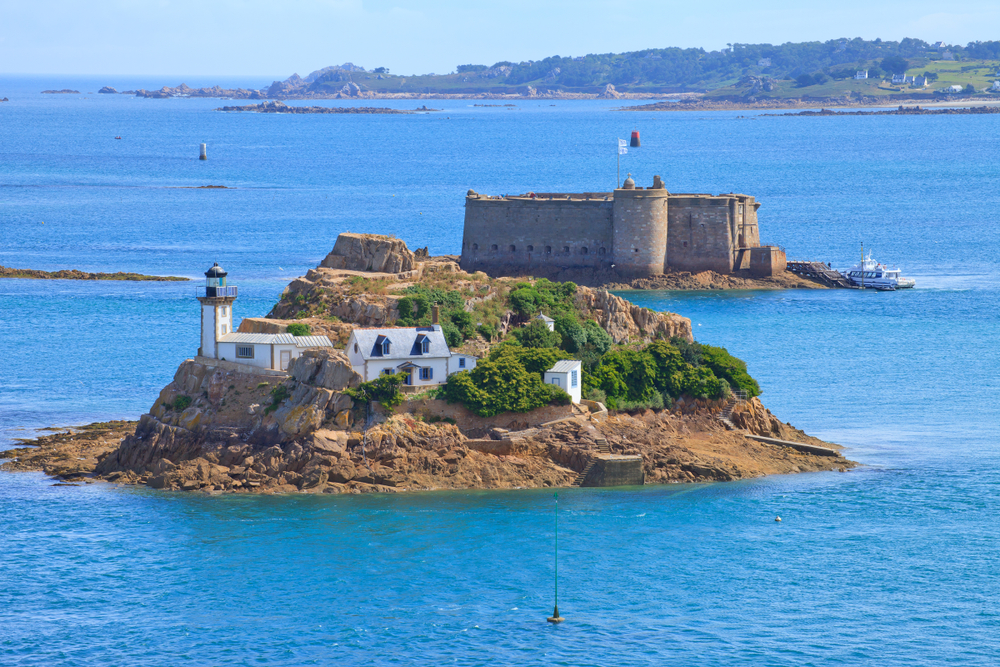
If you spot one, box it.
[2,75,999,665]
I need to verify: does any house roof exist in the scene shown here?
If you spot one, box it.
[218,333,333,348]
[547,360,581,374]
[537,314,555,322]
[349,326,452,360]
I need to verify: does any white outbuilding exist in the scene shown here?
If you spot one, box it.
[346,324,477,386]
[195,262,333,371]
[544,359,582,404]
[536,314,556,331]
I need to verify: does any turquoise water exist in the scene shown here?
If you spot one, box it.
[2,76,1000,665]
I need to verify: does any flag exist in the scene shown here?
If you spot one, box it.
[618,138,627,148]
[619,147,627,155]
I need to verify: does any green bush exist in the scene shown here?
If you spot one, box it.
[512,319,561,349]
[477,323,498,342]
[490,343,569,374]
[442,322,463,348]
[554,315,587,353]
[699,345,759,397]
[583,387,607,404]
[588,349,658,407]
[264,384,291,414]
[449,309,477,340]
[443,355,551,417]
[545,383,572,406]
[345,372,405,408]
[172,395,192,411]
[286,323,311,336]
[584,320,613,354]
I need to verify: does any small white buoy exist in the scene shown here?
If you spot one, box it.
[199,143,207,161]
[775,516,782,522]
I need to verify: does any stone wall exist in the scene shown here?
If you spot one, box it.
[460,194,614,275]
[581,454,645,487]
[460,187,768,279]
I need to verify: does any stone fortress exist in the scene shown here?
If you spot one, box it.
[459,175,787,282]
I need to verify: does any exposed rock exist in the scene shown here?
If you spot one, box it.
[574,287,692,343]
[98,86,118,94]
[598,84,622,99]
[320,233,415,273]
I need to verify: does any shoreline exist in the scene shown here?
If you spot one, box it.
[0,266,190,281]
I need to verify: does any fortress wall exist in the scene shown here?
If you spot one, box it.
[612,188,670,278]
[460,197,613,275]
[666,197,737,273]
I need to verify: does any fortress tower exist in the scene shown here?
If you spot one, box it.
[611,175,669,279]
[196,262,238,358]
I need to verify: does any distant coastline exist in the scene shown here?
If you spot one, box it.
[0,266,189,281]
[216,101,412,114]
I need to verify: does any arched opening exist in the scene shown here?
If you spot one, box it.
[545,246,552,254]
[527,245,534,252]
[508,245,516,252]
[581,247,588,255]
[472,243,479,251]
[599,247,606,255]
[563,246,570,254]
[491,244,498,252]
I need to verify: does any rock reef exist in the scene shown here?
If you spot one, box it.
[216,101,411,114]
[0,266,190,281]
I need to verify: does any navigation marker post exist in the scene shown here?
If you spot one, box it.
[617,139,627,187]
[547,491,564,623]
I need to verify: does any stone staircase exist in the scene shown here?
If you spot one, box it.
[572,439,612,487]
[718,391,748,431]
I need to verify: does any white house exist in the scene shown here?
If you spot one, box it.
[891,73,905,84]
[196,262,333,371]
[948,84,963,93]
[758,58,771,67]
[544,360,582,404]
[942,50,955,61]
[855,70,868,80]
[992,80,1000,91]
[346,325,477,386]
[217,333,333,371]
[537,314,555,331]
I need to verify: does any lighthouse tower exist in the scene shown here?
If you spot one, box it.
[196,262,238,358]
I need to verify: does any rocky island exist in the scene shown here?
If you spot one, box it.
[2,233,854,495]
[216,101,412,114]
[0,266,190,281]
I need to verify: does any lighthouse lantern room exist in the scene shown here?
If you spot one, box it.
[196,262,238,358]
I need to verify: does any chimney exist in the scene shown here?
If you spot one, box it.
[432,304,439,325]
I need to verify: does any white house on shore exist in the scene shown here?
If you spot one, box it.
[196,263,333,371]
[855,70,868,80]
[346,324,477,386]
[544,360,582,404]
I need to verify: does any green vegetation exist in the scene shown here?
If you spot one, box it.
[443,344,571,417]
[171,395,192,411]
[286,322,311,336]
[345,372,405,408]
[322,39,1000,97]
[264,384,291,414]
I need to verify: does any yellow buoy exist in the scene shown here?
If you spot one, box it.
[775,516,782,522]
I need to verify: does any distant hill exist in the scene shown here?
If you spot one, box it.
[290,39,1000,96]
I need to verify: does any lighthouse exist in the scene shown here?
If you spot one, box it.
[196,262,238,359]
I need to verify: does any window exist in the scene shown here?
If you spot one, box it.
[509,245,516,252]
[551,377,561,387]
[581,247,588,255]
[459,357,466,368]
[382,368,393,376]
[472,243,479,250]
[491,244,498,251]
[419,337,430,354]
[599,247,606,255]
[571,370,578,388]
[354,343,359,353]
[545,246,552,254]
[382,340,391,355]
[221,324,228,334]
[419,367,433,381]
[739,204,745,214]
[527,245,534,252]
[563,246,569,254]
[237,345,253,359]
[634,248,639,253]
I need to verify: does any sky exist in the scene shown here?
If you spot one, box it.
[1,0,999,78]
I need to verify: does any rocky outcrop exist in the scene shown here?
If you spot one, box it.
[98,86,117,94]
[321,233,415,273]
[216,101,410,114]
[598,84,622,99]
[574,287,692,343]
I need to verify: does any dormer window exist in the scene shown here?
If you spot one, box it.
[382,340,391,355]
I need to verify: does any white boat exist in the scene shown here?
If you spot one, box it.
[842,252,915,290]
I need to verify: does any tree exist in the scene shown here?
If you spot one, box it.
[583,320,613,354]
[554,316,586,353]
[374,67,389,74]
[443,356,550,417]
[512,319,561,348]
[457,64,488,73]
[880,56,909,75]
[964,83,977,94]
[286,322,310,336]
